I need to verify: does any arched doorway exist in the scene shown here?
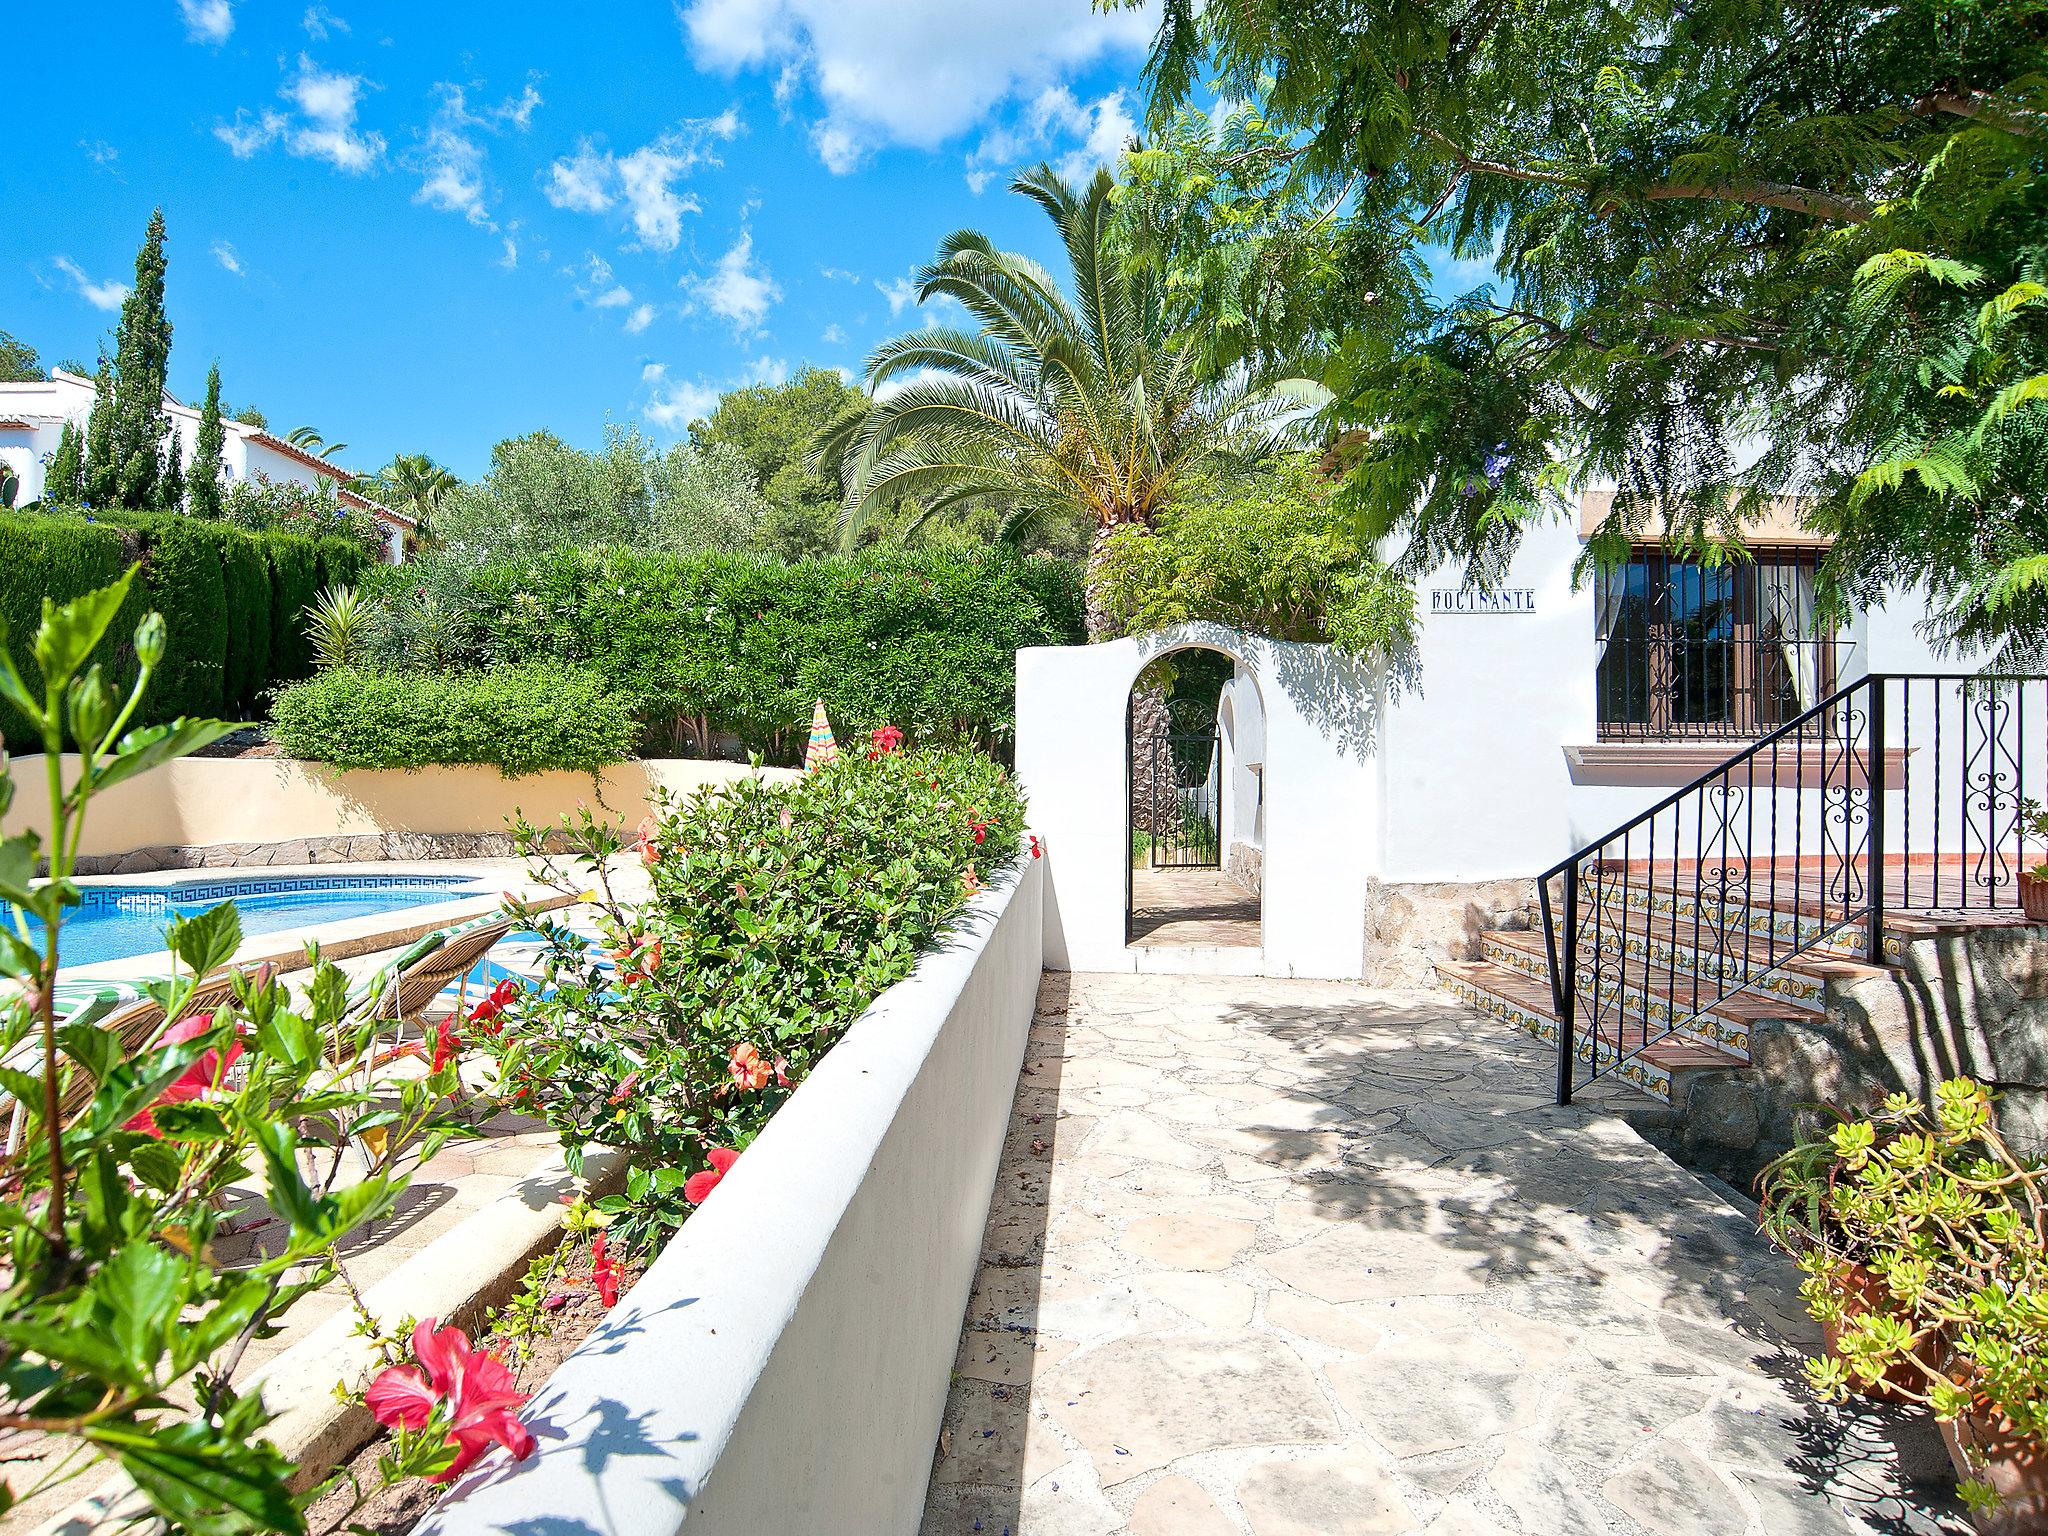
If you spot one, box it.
[1125,646,1264,948]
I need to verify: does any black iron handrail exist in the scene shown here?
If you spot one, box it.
[1539,672,2048,1104]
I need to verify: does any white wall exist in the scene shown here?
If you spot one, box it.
[1017,622,1377,979]
[1217,667,1265,858]
[418,856,1045,1536]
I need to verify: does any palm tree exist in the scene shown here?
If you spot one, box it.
[827,164,1322,638]
[377,452,461,540]
[286,425,349,461]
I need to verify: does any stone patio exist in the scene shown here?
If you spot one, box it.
[1128,868,1261,948]
[922,972,1966,1536]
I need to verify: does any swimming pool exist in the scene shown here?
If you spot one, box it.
[28,874,488,968]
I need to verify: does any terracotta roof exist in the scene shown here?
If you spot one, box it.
[0,419,37,431]
[337,486,417,529]
[243,430,360,483]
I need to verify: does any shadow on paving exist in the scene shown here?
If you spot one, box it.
[1212,986,1965,1535]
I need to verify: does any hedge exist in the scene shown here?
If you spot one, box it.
[266,665,639,776]
[0,511,371,749]
[409,547,1086,762]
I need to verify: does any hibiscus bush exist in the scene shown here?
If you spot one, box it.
[0,570,464,1532]
[482,736,1028,1246]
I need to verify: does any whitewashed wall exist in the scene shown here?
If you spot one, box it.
[419,856,1045,1536]
[1018,622,1377,978]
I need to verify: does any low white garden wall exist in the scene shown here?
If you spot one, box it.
[418,853,1045,1536]
[0,756,793,862]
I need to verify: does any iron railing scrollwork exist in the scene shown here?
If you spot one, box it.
[1542,673,2048,1104]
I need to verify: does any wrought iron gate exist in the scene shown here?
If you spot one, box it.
[1147,730,1222,868]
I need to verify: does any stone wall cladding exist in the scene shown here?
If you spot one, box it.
[1226,840,1263,897]
[1661,923,2048,1188]
[69,831,576,875]
[1369,877,1537,986]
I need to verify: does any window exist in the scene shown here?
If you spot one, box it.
[1595,547,1835,739]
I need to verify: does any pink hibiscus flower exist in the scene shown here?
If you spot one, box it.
[684,1146,740,1205]
[364,1318,534,1484]
[125,1013,244,1137]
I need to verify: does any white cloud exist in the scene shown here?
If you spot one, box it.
[542,113,736,250]
[82,140,119,169]
[576,253,634,308]
[681,0,1153,173]
[643,353,788,430]
[415,121,489,223]
[498,235,519,269]
[301,4,348,38]
[821,322,846,344]
[544,138,614,212]
[53,257,129,312]
[691,227,780,331]
[625,303,658,334]
[1423,243,1502,291]
[875,276,918,315]
[968,84,1134,189]
[818,265,861,283]
[210,240,244,275]
[218,56,386,173]
[178,0,233,44]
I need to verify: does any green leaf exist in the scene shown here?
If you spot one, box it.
[127,1138,185,1192]
[32,568,137,695]
[0,834,38,909]
[166,901,244,981]
[0,1317,150,1388]
[93,718,243,797]
[248,1119,323,1233]
[94,1421,303,1536]
[94,1241,184,1370]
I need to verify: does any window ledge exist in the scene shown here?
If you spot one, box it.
[1565,742,1913,788]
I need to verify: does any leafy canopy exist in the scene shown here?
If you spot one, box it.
[1118,0,2048,596]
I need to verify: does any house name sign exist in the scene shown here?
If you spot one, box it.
[1429,587,1537,614]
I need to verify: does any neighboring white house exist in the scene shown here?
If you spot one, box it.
[0,369,412,562]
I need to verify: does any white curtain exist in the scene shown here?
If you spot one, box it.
[1760,560,1819,708]
[1593,565,1629,664]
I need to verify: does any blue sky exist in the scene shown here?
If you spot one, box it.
[1,1,1161,477]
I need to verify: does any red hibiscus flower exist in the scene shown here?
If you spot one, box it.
[684,1146,739,1204]
[364,1318,534,1484]
[125,1013,245,1137]
[608,1070,641,1105]
[728,1042,771,1092]
[430,1014,461,1074]
[467,977,519,1034]
[1028,835,1043,860]
[634,815,662,867]
[970,820,988,845]
[611,933,663,985]
[590,1232,623,1308]
[868,724,904,757]
[773,1054,791,1089]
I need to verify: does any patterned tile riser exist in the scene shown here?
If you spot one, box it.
[1563,886,1867,960]
[1478,937,1753,1060]
[1520,922,1829,1013]
[1438,973,1673,1104]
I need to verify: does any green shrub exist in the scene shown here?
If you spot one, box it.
[221,530,272,714]
[268,664,639,775]
[0,513,142,747]
[267,532,323,686]
[378,546,1085,760]
[133,515,230,720]
[491,741,1030,1244]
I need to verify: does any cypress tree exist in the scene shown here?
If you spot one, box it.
[81,355,118,509]
[44,420,85,504]
[189,363,225,519]
[97,208,178,511]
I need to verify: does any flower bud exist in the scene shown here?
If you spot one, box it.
[135,611,167,671]
[68,666,110,748]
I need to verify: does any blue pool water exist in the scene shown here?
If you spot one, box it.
[30,874,486,968]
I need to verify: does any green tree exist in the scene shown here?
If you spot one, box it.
[1119,1,2048,593]
[80,356,117,508]
[83,208,181,511]
[0,329,42,383]
[188,363,226,519]
[830,165,1321,637]
[371,452,461,539]
[690,367,866,524]
[44,421,85,505]
[227,402,267,429]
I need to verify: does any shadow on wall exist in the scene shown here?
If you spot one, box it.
[920,971,1066,1536]
[1129,627,1416,766]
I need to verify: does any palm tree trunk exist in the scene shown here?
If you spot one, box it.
[1084,523,1120,644]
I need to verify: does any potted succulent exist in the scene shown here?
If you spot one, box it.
[1759,1080,2048,1534]
[2015,800,2048,921]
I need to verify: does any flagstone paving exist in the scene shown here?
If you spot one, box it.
[921,972,1967,1536]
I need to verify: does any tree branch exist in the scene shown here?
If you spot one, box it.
[1632,180,1871,223]
[1908,89,2048,139]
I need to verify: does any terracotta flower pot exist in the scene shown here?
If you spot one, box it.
[1941,1400,2048,1535]
[1822,1262,1945,1404]
[2019,870,2048,923]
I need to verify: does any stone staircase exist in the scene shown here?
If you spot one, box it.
[1434,880,1892,1107]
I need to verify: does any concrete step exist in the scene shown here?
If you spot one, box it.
[1434,958,1750,1107]
[1530,882,1873,961]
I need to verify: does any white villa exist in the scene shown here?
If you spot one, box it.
[0,369,412,562]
